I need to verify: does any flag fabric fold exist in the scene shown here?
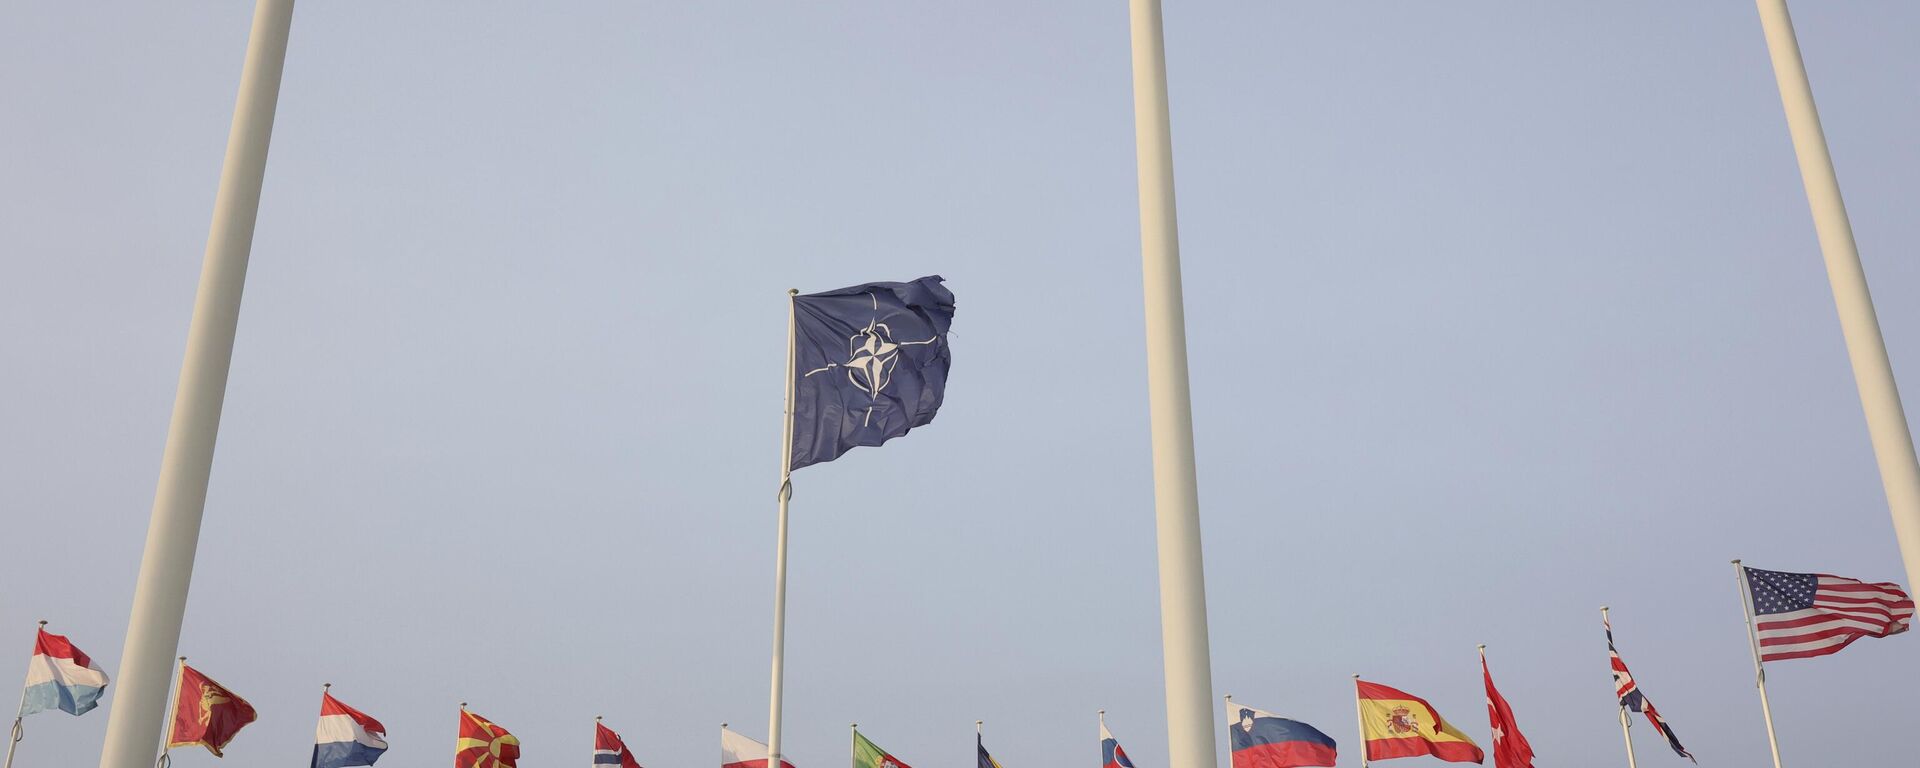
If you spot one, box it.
[1606,616,1693,762]
[1355,680,1483,764]
[1481,657,1534,768]
[1225,701,1339,768]
[596,721,644,768]
[1743,565,1913,662]
[789,276,955,470]
[455,707,520,768]
[720,726,796,768]
[1100,722,1136,768]
[18,628,109,717]
[851,730,912,768]
[977,733,1003,768]
[167,664,257,758]
[311,690,388,768]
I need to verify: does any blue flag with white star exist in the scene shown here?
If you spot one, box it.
[789,275,954,471]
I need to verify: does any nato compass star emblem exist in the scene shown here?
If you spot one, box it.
[803,291,938,427]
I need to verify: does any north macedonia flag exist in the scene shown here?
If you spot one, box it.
[456,707,521,768]
[1355,679,1483,764]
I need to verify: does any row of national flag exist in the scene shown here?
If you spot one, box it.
[9,562,1909,766]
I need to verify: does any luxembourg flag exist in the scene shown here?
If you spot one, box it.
[312,690,389,768]
[19,627,109,717]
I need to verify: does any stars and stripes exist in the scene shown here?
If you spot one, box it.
[1605,616,1692,763]
[1743,566,1912,662]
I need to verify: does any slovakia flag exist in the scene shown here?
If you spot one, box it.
[312,691,389,768]
[1226,702,1338,768]
[1100,722,1135,768]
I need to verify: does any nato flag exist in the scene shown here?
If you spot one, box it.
[789,275,954,470]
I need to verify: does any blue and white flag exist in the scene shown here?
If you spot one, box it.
[789,276,954,470]
[312,691,388,768]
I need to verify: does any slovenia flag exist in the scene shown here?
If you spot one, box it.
[20,628,109,717]
[312,690,389,768]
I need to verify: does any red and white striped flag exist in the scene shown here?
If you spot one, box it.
[1743,566,1913,662]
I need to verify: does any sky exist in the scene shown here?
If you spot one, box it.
[3,2,1918,767]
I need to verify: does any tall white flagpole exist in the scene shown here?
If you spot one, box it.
[1732,560,1785,768]
[1127,3,1218,768]
[766,290,799,768]
[98,3,295,768]
[1753,0,1920,592]
[1602,607,1636,768]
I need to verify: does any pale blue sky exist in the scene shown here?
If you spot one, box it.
[3,2,1918,767]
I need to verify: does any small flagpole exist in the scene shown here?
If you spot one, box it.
[766,288,799,768]
[3,621,44,768]
[1732,560,1785,768]
[976,719,983,739]
[1753,0,1920,596]
[1617,707,1637,768]
[849,723,858,768]
[1602,608,1636,768]
[1351,676,1367,768]
[1219,695,1234,768]
[154,658,184,768]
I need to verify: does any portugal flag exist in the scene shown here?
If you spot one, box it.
[456,707,521,768]
[1355,680,1483,764]
[852,730,911,768]
[167,664,258,757]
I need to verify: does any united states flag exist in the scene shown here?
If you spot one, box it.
[1744,566,1913,662]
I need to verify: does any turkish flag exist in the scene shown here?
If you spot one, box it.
[1482,656,1535,768]
[167,664,258,757]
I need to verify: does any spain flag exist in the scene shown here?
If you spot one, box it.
[1355,680,1483,764]
[456,706,521,768]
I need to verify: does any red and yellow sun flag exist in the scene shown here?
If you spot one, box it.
[1355,679,1483,764]
[455,706,521,768]
[167,664,258,758]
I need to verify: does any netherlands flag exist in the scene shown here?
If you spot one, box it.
[1225,702,1338,768]
[311,690,389,768]
[19,627,109,717]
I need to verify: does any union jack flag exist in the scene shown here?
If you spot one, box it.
[1605,615,1693,762]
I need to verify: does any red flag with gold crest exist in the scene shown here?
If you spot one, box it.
[167,664,258,757]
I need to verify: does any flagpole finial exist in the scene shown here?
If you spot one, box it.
[460,702,467,710]
[37,619,46,627]
[1732,558,1743,565]
[596,715,603,722]
[323,682,331,690]
[177,656,186,662]
[721,722,728,729]
[788,289,799,296]
[1478,643,1487,652]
